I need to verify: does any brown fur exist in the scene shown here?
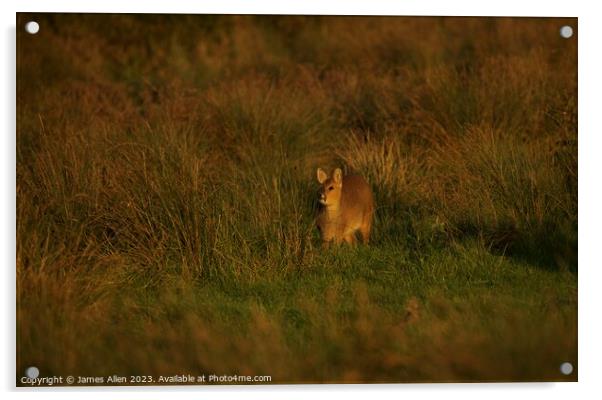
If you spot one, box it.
[316,168,375,247]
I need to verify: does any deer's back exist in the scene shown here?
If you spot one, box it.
[340,174,374,216]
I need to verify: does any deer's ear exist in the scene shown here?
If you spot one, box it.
[317,168,328,184]
[333,168,342,184]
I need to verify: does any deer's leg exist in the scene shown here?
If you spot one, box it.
[360,211,373,244]
[343,232,357,246]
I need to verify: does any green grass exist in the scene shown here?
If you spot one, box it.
[17,241,576,383]
[17,14,577,383]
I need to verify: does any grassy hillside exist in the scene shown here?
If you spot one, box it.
[16,14,577,383]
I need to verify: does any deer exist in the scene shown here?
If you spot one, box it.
[315,168,375,247]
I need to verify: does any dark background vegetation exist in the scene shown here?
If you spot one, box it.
[17,14,577,383]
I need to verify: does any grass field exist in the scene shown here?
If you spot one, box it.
[16,14,577,383]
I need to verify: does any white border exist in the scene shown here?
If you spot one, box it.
[7,0,582,17]
[3,1,601,400]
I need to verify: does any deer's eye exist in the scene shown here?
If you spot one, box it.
[328,186,334,191]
